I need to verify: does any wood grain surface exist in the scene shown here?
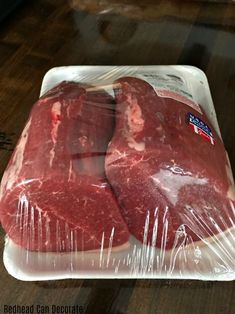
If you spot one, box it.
[0,0,235,313]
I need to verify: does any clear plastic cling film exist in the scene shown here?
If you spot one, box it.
[0,66,235,281]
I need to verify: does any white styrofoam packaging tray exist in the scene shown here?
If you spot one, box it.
[3,66,235,281]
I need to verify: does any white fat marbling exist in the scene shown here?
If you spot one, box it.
[49,102,62,167]
[68,160,73,182]
[126,95,145,134]
[49,148,55,168]
[151,168,208,206]
[127,138,145,151]
[51,101,62,144]
[125,95,145,152]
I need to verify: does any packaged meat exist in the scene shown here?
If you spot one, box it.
[0,81,129,253]
[106,76,235,263]
[0,66,234,281]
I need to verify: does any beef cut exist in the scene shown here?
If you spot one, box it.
[0,81,129,252]
[105,77,235,250]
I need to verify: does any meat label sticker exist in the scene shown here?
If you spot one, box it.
[136,73,202,114]
[187,112,215,145]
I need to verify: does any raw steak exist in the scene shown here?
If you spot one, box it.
[105,76,235,250]
[0,81,129,252]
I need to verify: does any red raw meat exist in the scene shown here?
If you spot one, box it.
[0,81,129,252]
[105,77,235,250]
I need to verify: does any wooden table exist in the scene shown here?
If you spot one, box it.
[0,0,235,313]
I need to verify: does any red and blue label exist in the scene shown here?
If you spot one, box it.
[187,113,215,145]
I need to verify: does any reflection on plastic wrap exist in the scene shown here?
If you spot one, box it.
[70,0,235,23]
[0,66,235,281]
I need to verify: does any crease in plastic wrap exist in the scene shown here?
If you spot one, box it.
[0,65,235,281]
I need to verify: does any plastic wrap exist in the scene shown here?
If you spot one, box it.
[0,66,235,281]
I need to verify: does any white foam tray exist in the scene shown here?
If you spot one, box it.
[3,66,234,281]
